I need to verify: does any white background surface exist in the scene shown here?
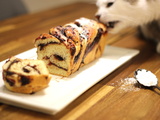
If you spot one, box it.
[22,0,96,13]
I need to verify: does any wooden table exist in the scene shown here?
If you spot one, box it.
[1,2,160,120]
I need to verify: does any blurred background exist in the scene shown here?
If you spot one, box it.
[0,0,96,20]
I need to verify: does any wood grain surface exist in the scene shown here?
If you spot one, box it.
[1,2,160,120]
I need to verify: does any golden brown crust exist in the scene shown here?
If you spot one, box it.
[3,75,51,94]
[34,17,107,76]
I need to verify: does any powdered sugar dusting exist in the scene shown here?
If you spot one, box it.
[110,77,141,92]
[120,78,141,92]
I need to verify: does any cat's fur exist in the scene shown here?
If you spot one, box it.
[96,0,160,53]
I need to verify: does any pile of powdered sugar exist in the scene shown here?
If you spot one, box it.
[110,77,141,92]
[135,69,158,87]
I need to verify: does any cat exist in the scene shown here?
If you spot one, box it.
[96,0,160,53]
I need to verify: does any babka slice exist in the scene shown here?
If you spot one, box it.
[2,57,52,94]
[34,18,107,76]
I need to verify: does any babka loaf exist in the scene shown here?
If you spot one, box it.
[2,57,52,94]
[34,17,107,76]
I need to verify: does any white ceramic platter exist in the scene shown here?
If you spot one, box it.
[0,46,139,115]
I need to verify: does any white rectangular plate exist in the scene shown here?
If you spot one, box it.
[0,46,139,115]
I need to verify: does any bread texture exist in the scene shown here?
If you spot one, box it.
[34,17,107,76]
[2,57,52,94]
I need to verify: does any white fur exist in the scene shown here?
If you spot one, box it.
[96,0,160,33]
